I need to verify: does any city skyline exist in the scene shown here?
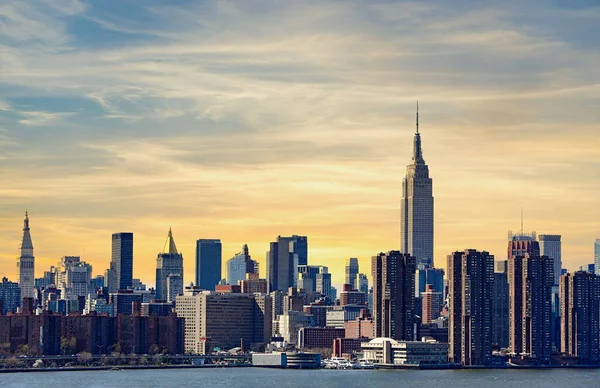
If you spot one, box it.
[1,1,599,287]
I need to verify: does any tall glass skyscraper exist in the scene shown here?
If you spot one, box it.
[539,234,562,285]
[595,239,600,276]
[400,104,434,265]
[111,232,133,291]
[345,258,359,286]
[195,239,222,291]
[226,244,257,285]
[266,235,308,292]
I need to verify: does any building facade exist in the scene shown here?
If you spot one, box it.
[492,270,509,349]
[156,228,184,302]
[447,249,494,366]
[111,232,134,291]
[17,212,35,300]
[560,271,600,365]
[508,253,553,364]
[400,106,434,266]
[595,239,600,276]
[0,278,21,315]
[195,239,222,291]
[266,235,308,292]
[226,244,258,286]
[539,234,562,285]
[345,258,359,286]
[371,251,415,341]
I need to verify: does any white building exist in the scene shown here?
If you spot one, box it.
[276,311,314,345]
[17,212,35,300]
[56,256,92,300]
[361,337,448,365]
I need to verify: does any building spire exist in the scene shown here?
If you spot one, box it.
[412,102,425,164]
[20,210,33,250]
[163,227,179,255]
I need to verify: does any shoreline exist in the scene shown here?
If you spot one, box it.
[2,364,600,374]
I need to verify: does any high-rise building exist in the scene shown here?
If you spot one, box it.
[355,273,368,295]
[266,235,308,292]
[539,234,561,285]
[316,269,332,300]
[104,267,117,293]
[371,251,415,341]
[297,265,325,293]
[560,271,600,365]
[175,290,270,354]
[226,244,258,286]
[492,263,509,349]
[195,239,222,291]
[415,267,444,298]
[345,258,359,287]
[507,230,539,258]
[508,253,553,364]
[400,105,434,266]
[55,256,93,300]
[421,284,441,324]
[111,232,134,291]
[448,249,494,366]
[595,239,600,276]
[155,228,184,302]
[17,211,35,300]
[0,277,21,315]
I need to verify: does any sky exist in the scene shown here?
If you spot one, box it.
[0,0,599,289]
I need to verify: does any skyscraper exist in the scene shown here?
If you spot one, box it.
[492,263,509,349]
[400,104,434,266]
[155,228,184,302]
[371,251,415,341]
[355,273,369,295]
[447,249,494,366]
[266,235,308,292]
[195,239,222,291]
[345,258,359,286]
[560,271,600,364]
[226,244,258,286]
[595,239,600,276]
[111,232,134,291]
[17,211,35,300]
[539,234,562,285]
[508,253,553,364]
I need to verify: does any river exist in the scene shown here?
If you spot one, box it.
[2,367,600,387]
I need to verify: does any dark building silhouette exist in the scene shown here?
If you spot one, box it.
[112,232,134,291]
[492,264,509,349]
[155,228,184,302]
[266,235,308,292]
[508,252,553,364]
[371,251,415,341]
[195,239,222,291]
[560,271,600,365]
[448,249,494,366]
[0,277,21,315]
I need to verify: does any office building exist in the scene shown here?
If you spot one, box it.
[345,258,359,286]
[325,305,364,328]
[195,239,222,291]
[415,266,444,298]
[421,284,441,324]
[400,105,434,266]
[362,337,448,365]
[266,235,308,292]
[492,267,509,349]
[226,244,258,286]
[109,290,143,315]
[240,274,268,294]
[55,256,93,300]
[508,253,553,363]
[344,310,374,339]
[155,228,184,302]
[372,251,415,341]
[276,310,314,345]
[595,240,600,276]
[355,273,368,295]
[539,234,562,285]
[175,290,270,354]
[560,272,600,365]
[507,231,539,258]
[316,268,332,300]
[104,267,117,293]
[17,211,35,300]
[111,232,134,291]
[298,327,345,349]
[297,265,324,293]
[0,278,21,315]
[339,284,367,306]
[448,249,494,366]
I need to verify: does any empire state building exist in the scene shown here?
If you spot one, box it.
[400,104,434,266]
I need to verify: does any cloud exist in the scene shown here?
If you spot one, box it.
[0,0,599,286]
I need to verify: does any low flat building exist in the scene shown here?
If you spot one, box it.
[361,337,448,365]
[252,352,321,369]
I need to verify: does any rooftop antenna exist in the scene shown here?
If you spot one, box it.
[416,101,419,134]
[520,207,523,236]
